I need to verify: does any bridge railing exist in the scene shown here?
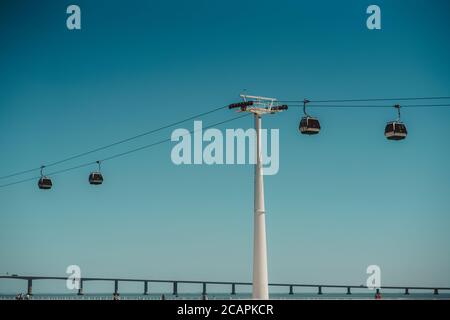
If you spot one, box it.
[0,275,449,297]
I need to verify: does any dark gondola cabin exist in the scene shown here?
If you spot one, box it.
[38,177,52,190]
[299,116,321,135]
[89,172,103,185]
[385,121,407,140]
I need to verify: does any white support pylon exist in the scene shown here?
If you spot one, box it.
[253,113,269,299]
[229,94,288,300]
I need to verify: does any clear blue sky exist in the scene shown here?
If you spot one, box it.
[1,0,449,294]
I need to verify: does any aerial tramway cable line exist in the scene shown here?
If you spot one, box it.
[1,95,450,190]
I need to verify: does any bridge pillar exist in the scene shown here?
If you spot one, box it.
[173,282,178,296]
[434,289,439,295]
[347,287,351,295]
[114,280,119,295]
[77,280,84,295]
[27,279,33,296]
[144,281,148,295]
[231,283,236,295]
[202,283,207,295]
[318,286,322,295]
[404,288,409,295]
[289,285,294,295]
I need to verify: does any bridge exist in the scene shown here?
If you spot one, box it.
[1,275,449,297]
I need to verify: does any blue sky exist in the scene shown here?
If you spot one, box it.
[0,0,449,294]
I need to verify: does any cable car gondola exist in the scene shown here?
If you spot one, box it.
[89,161,104,185]
[385,104,407,140]
[299,99,321,135]
[37,166,52,190]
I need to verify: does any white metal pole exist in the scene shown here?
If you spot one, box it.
[253,114,269,299]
